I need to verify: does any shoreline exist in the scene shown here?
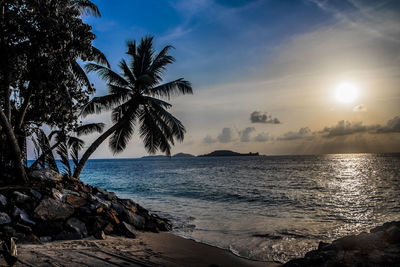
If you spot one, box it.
[17,231,282,266]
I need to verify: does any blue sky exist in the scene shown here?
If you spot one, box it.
[29,0,400,159]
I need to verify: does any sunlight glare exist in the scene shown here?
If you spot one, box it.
[335,82,358,103]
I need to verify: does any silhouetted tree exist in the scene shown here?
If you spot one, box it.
[73,37,193,178]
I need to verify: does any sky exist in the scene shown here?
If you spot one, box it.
[30,0,400,158]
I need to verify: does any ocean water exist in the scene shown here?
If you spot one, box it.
[78,153,400,262]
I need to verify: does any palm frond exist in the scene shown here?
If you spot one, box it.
[119,59,136,84]
[71,145,80,168]
[150,45,175,81]
[91,47,110,68]
[109,111,137,154]
[72,0,101,17]
[81,93,129,117]
[76,122,105,136]
[108,84,131,96]
[68,137,85,150]
[85,63,129,87]
[71,61,93,92]
[148,100,186,142]
[57,142,71,176]
[150,79,193,99]
[138,107,172,156]
[36,129,58,171]
[133,36,154,78]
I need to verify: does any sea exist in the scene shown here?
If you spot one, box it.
[75,153,399,262]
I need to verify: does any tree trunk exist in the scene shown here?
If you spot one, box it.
[73,119,126,178]
[0,108,28,184]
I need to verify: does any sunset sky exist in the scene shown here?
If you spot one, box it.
[30,0,400,158]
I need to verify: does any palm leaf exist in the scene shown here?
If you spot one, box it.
[91,47,110,68]
[150,79,192,99]
[109,110,137,154]
[36,129,58,172]
[72,0,101,17]
[119,59,136,84]
[81,93,129,116]
[71,61,94,92]
[85,63,129,87]
[57,142,71,176]
[133,36,154,78]
[76,123,105,136]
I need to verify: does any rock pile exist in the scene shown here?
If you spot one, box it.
[284,221,400,267]
[0,169,172,245]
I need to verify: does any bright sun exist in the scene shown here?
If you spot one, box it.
[335,82,358,103]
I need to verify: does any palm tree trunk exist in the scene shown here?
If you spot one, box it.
[0,108,28,184]
[73,119,126,178]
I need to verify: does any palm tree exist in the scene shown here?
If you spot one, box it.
[30,123,104,173]
[73,36,193,178]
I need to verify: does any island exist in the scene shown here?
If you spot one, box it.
[199,150,259,157]
[141,152,195,159]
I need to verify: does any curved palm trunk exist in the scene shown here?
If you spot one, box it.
[0,108,28,184]
[73,119,125,178]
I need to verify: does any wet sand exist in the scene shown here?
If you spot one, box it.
[17,232,282,266]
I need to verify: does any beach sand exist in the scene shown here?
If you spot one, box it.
[16,232,282,266]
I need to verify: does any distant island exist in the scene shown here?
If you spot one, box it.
[141,152,195,159]
[199,150,259,157]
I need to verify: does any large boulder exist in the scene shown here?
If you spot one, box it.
[0,194,7,206]
[125,211,146,229]
[30,169,63,182]
[0,212,11,225]
[66,217,88,237]
[34,198,74,221]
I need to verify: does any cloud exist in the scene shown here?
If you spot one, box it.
[321,120,379,138]
[353,104,367,112]
[217,127,234,143]
[203,135,217,144]
[278,127,312,141]
[376,116,400,133]
[250,111,281,124]
[253,132,270,142]
[239,127,255,142]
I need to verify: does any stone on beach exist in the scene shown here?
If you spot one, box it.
[30,169,63,182]
[34,198,74,221]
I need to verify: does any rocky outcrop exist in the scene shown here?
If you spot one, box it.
[0,169,172,246]
[284,221,400,267]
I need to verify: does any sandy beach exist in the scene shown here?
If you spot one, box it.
[17,232,282,267]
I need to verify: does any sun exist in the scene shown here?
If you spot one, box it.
[335,82,358,103]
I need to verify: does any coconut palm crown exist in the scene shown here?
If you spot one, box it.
[73,36,193,178]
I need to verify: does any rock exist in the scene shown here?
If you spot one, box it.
[0,194,7,206]
[14,223,33,234]
[95,187,117,201]
[51,188,64,202]
[94,231,106,240]
[30,189,42,200]
[13,207,36,225]
[66,217,88,237]
[34,198,74,221]
[89,195,111,210]
[34,221,64,237]
[62,189,80,197]
[125,211,146,229]
[40,236,52,242]
[25,234,41,243]
[13,191,30,204]
[111,201,125,214]
[104,209,120,225]
[30,169,63,182]
[54,231,82,240]
[120,222,136,238]
[2,237,18,266]
[385,225,400,244]
[0,212,11,225]
[65,195,88,208]
[2,226,16,236]
[103,223,114,235]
